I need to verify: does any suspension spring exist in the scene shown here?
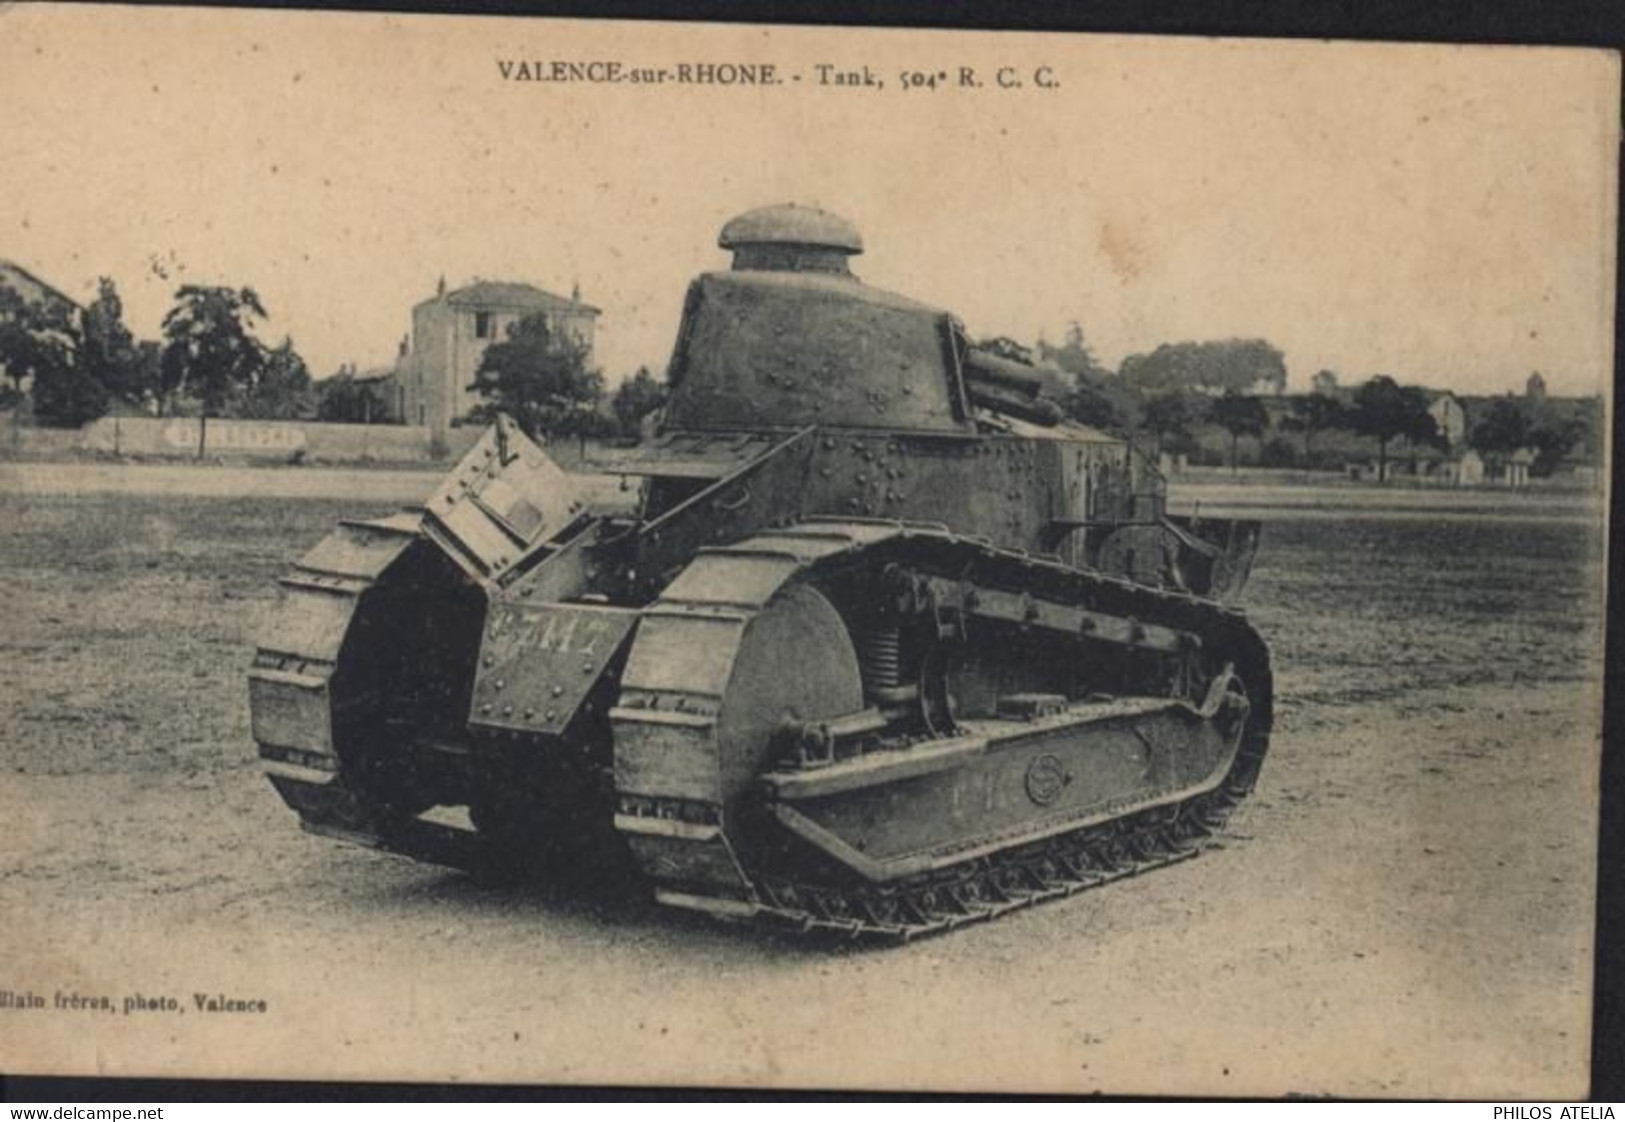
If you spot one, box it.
[858,625,903,694]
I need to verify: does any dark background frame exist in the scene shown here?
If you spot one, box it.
[4,0,1621,1103]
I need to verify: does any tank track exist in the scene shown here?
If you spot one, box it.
[636,520,1272,942]
[752,786,1237,942]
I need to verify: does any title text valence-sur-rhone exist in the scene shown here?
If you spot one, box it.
[497,60,782,85]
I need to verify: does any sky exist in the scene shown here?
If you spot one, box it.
[1,6,1618,396]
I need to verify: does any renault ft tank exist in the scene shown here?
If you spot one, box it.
[249,205,1271,940]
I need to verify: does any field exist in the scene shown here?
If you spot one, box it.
[0,471,1606,1096]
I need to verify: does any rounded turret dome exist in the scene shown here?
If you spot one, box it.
[718,204,863,274]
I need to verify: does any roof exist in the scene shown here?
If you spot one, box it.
[0,260,79,310]
[438,280,600,315]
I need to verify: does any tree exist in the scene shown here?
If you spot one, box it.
[1469,397,1532,458]
[1528,417,1588,477]
[611,366,667,438]
[1065,378,1140,433]
[131,342,164,415]
[1310,368,1340,396]
[1141,390,1209,458]
[317,369,376,423]
[0,286,67,400]
[240,338,315,420]
[0,285,94,425]
[1471,396,1586,478]
[1120,338,1287,396]
[0,288,39,401]
[160,286,268,456]
[467,313,603,443]
[1282,392,1350,460]
[0,285,111,428]
[1259,435,1299,469]
[1026,323,1140,433]
[1038,322,1114,383]
[30,352,109,427]
[1210,391,1268,472]
[80,278,145,407]
[1350,375,1439,482]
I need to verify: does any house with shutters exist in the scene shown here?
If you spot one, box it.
[394,277,599,441]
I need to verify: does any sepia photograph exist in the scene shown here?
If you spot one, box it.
[0,4,1616,1099]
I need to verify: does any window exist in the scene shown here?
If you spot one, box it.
[474,311,492,339]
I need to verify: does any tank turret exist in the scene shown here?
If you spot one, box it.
[249,205,1273,941]
[718,202,863,274]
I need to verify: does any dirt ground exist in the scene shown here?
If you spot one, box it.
[0,474,1606,1097]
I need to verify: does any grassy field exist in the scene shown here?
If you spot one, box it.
[0,487,1606,1095]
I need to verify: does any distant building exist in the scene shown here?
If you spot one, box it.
[1427,392,1466,449]
[1345,447,1485,487]
[1504,447,1535,489]
[1447,448,1485,486]
[0,260,79,313]
[1525,371,1547,405]
[394,277,600,440]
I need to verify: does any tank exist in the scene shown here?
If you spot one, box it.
[249,204,1272,939]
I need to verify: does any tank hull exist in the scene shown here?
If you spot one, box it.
[253,484,1269,939]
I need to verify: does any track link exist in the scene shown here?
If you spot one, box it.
[751,788,1237,942]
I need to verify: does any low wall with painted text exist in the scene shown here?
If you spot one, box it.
[73,418,484,463]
